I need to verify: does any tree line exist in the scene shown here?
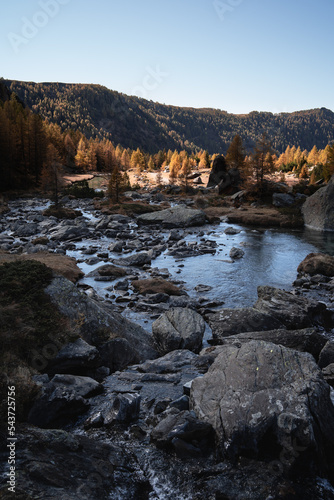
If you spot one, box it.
[4,79,334,155]
[1,85,333,195]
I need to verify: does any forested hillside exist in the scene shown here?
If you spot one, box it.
[4,79,334,155]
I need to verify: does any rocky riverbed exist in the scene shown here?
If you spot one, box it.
[2,193,334,499]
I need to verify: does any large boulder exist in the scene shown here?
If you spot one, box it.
[207,155,228,187]
[297,252,334,277]
[152,308,206,354]
[206,307,285,342]
[28,374,102,428]
[272,193,295,207]
[190,340,334,473]
[137,206,207,228]
[45,276,157,361]
[46,338,101,377]
[254,285,330,329]
[207,156,241,194]
[302,176,334,230]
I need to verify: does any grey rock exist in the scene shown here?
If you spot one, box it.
[108,241,123,253]
[47,338,101,376]
[318,340,334,369]
[207,307,285,341]
[138,350,198,374]
[152,308,206,354]
[28,374,102,428]
[170,395,190,411]
[99,337,138,372]
[229,247,245,259]
[104,393,141,425]
[190,340,334,469]
[114,251,152,267]
[302,175,334,230]
[204,327,327,361]
[12,222,39,237]
[272,193,295,207]
[150,409,213,456]
[45,276,158,362]
[137,206,207,228]
[254,285,330,329]
[224,227,241,235]
[322,363,334,386]
[114,279,129,291]
[50,224,90,241]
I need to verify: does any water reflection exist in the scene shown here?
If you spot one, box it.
[154,223,328,309]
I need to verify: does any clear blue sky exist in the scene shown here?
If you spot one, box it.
[1,0,333,114]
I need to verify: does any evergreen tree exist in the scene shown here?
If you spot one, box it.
[108,166,130,203]
[308,146,319,165]
[250,134,275,190]
[225,135,245,172]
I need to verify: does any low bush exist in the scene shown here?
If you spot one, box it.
[0,260,77,422]
[65,180,104,199]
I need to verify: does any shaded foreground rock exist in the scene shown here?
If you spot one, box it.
[0,427,150,500]
[46,338,101,377]
[254,285,331,329]
[137,205,207,228]
[28,374,102,428]
[45,276,157,361]
[297,252,334,277]
[190,340,334,475]
[206,307,285,341]
[152,308,206,354]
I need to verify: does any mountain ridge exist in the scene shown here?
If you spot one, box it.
[3,79,334,154]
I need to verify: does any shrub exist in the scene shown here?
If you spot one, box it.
[65,180,104,199]
[0,260,77,422]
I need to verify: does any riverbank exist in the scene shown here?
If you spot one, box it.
[1,192,334,499]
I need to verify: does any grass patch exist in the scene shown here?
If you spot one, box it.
[43,204,82,219]
[65,179,104,199]
[0,260,77,422]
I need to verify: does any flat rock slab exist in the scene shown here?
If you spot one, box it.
[137,206,207,228]
[206,307,285,341]
[254,285,330,329]
[203,327,327,361]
